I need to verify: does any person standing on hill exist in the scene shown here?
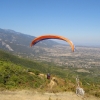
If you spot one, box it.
[47,73,50,79]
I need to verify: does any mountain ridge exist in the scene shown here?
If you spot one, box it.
[0,28,59,57]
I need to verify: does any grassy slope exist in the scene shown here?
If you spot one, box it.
[0,50,69,91]
[0,50,100,97]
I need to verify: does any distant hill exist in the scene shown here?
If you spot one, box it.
[0,28,59,57]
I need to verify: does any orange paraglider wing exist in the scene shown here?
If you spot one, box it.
[30,35,75,52]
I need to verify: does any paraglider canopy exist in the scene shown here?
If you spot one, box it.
[30,35,75,52]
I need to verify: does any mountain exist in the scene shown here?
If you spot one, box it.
[0,28,59,57]
[1,28,100,68]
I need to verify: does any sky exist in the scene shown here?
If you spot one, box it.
[0,0,100,47]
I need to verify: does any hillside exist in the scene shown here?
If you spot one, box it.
[0,50,100,98]
[0,50,75,91]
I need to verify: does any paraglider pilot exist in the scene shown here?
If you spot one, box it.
[47,73,50,79]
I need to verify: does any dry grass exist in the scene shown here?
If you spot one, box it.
[0,90,100,100]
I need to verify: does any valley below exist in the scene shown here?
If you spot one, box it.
[30,44,100,68]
